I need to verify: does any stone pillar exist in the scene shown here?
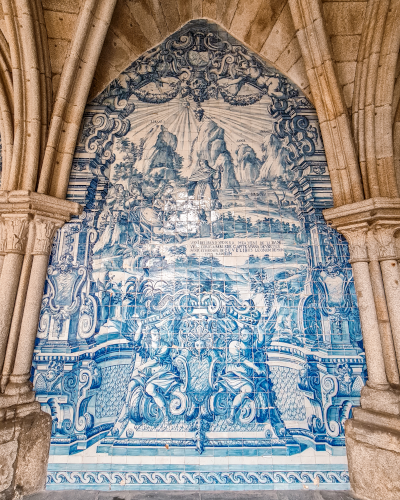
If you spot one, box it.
[0,228,35,393]
[373,223,400,375]
[5,218,60,396]
[0,215,30,374]
[338,224,389,391]
[0,218,5,277]
[367,231,400,386]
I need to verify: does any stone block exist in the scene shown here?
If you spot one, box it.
[176,0,192,25]
[43,10,78,40]
[260,4,296,63]
[203,0,217,20]
[0,441,18,495]
[48,38,70,76]
[0,410,51,500]
[245,0,286,52]
[98,29,136,76]
[159,0,181,32]
[128,0,163,46]
[286,56,309,90]
[41,0,80,14]
[346,417,400,500]
[275,36,302,73]
[110,1,151,56]
[330,35,361,62]
[322,2,367,35]
[343,81,355,108]
[230,0,263,41]
[336,62,357,86]
[192,0,203,19]
[360,385,400,416]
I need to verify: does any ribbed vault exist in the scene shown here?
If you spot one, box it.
[89,0,313,101]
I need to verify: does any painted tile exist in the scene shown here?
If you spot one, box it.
[33,20,364,491]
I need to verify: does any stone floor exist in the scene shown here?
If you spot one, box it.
[25,490,361,500]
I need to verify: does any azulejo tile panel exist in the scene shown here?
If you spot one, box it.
[33,20,366,491]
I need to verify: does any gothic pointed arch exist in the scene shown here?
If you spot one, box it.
[31,19,364,491]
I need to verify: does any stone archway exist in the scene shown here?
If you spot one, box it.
[32,20,365,492]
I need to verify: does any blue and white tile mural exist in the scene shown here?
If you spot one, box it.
[33,20,366,491]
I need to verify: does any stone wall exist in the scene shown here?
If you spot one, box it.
[0,406,51,500]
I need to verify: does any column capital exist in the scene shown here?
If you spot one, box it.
[371,222,400,261]
[31,217,62,256]
[1,214,31,255]
[336,223,369,263]
[0,191,82,258]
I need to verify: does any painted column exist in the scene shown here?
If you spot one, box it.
[5,218,60,394]
[339,224,389,389]
[367,231,400,386]
[0,215,30,373]
[373,223,400,375]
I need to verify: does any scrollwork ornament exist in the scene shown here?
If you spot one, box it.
[338,225,369,263]
[372,224,400,261]
[84,113,130,166]
[3,215,30,254]
[33,219,61,255]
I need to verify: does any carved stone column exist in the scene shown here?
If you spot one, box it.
[338,224,390,392]
[0,218,5,276]
[0,215,30,374]
[0,228,35,393]
[367,231,400,386]
[5,218,61,395]
[372,222,400,375]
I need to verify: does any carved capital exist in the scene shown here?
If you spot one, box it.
[32,218,62,256]
[366,230,380,261]
[372,223,400,261]
[337,224,369,263]
[0,218,5,254]
[2,215,31,254]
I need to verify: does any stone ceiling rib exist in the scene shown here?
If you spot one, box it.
[288,0,364,206]
[38,0,118,199]
[88,0,314,103]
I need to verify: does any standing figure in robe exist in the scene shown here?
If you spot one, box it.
[188,159,222,210]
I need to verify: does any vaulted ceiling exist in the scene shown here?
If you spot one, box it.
[0,0,368,109]
[2,0,392,206]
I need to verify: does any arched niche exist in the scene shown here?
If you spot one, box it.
[33,20,365,491]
